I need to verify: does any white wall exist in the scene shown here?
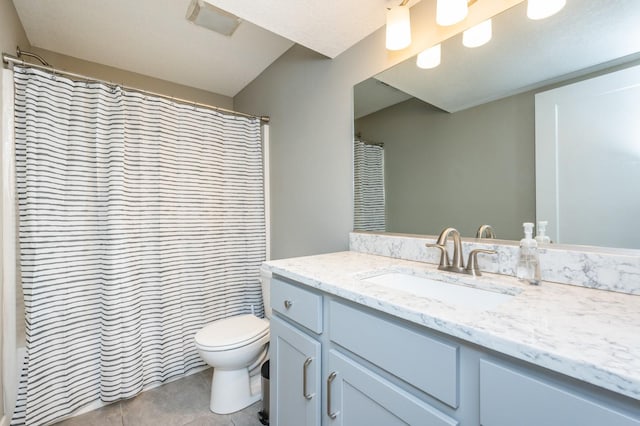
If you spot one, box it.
[234,0,525,259]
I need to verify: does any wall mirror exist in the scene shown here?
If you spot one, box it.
[353,0,640,249]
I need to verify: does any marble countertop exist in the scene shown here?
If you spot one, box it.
[264,251,640,401]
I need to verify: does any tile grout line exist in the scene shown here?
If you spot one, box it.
[119,401,125,426]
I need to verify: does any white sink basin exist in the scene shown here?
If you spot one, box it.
[362,272,514,311]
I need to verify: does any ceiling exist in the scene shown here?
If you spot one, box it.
[16,0,637,112]
[354,79,412,119]
[360,0,640,114]
[12,0,414,98]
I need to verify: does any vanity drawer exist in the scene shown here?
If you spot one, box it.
[480,360,640,426]
[329,301,459,408]
[271,277,323,334]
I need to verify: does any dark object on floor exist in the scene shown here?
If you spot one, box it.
[258,409,269,425]
[259,360,270,425]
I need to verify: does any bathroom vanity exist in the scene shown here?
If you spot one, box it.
[265,240,640,425]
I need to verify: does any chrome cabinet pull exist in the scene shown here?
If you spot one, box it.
[327,371,339,419]
[284,300,293,309]
[303,357,314,400]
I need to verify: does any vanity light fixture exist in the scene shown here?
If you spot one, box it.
[436,0,468,26]
[386,0,412,50]
[417,0,567,69]
[416,44,441,69]
[436,0,480,26]
[527,0,566,20]
[462,18,492,48]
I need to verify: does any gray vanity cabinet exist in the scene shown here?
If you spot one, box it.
[270,275,462,425]
[269,274,640,426]
[327,349,458,426]
[270,277,323,426]
[270,316,321,426]
[479,360,640,426]
[328,300,459,409]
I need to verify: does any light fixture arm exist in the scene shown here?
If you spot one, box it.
[386,0,409,9]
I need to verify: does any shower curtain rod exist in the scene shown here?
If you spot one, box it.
[2,53,270,123]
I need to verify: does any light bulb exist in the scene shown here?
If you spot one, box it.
[462,19,492,48]
[386,6,411,50]
[416,44,441,69]
[527,0,566,20]
[436,0,468,26]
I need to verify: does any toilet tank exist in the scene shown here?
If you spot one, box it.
[260,267,272,319]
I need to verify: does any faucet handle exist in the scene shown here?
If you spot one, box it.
[426,243,450,268]
[465,249,497,277]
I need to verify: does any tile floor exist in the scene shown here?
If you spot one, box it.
[52,368,264,426]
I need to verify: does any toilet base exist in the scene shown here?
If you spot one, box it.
[209,367,261,414]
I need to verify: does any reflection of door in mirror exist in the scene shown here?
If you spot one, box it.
[353,139,385,232]
[536,64,640,249]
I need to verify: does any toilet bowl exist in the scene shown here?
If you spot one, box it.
[194,269,272,414]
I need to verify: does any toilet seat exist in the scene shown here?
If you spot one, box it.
[195,314,269,351]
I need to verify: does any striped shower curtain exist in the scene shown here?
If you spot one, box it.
[353,139,385,231]
[11,66,266,425]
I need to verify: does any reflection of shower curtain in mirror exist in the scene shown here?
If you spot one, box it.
[353,139,385,232]
[11,66,266,426]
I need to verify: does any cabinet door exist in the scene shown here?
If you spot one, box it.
[270,316,321,426]
[326,350,458,426]
[480,360,640,426]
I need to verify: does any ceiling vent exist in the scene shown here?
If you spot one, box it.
[186,0,241,36]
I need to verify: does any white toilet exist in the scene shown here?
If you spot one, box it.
[194,269,272,414]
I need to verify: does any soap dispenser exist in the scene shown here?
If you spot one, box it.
[535,220,551,244]
[516,222,541,285]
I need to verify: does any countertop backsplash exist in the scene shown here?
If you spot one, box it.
[350,232,640,295]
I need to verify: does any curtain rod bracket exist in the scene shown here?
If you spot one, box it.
[16,46,51,67]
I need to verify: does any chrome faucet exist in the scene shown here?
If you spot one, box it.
[427,227,497,276]
[476,224,496,239]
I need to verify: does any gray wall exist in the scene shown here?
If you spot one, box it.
[234,0,524,259]
[354,93,536,241]
[235,45,355,259]
[28,47,233,109]
[0,0,30,55]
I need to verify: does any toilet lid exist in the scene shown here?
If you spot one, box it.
[195,314,269,350]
